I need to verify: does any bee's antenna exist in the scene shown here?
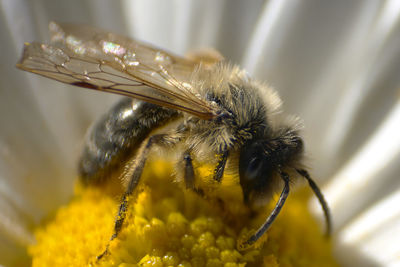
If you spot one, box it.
[239,169,290,250]
[296,169,332,236]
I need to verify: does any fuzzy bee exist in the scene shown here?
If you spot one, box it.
[17,22,331,257]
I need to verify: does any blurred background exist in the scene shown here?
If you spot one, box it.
[1,0,400,266]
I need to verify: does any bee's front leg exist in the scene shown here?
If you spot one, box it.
[214,150,229,182]
[183,149,230,193]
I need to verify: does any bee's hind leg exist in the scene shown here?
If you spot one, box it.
[97,134,166,261]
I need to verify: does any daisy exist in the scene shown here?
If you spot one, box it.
[1,1,399,266]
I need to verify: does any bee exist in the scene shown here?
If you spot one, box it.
[17,22,331,257]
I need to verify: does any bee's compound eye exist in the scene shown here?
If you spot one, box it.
[246,157,262,180]
[239,141,266,180]
[239,140,274,204]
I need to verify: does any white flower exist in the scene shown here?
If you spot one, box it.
[1,1,399,266]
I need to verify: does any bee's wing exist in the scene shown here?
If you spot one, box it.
[17,22,218,119]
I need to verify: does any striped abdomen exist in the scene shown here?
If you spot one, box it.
[79,98,179,184]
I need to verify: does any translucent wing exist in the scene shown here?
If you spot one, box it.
[17,22,218,119]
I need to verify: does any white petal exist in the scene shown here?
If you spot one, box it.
[1,1,400,266]
[337,190,400,266]
[316,102,400,229]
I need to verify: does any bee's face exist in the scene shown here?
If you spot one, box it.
[239,133,303,205]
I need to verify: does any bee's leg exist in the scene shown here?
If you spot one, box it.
[214,150,229,182]
[183,151,195,190]
[183,151,204,196]
[97,134,165,261]
[183,151,231,215]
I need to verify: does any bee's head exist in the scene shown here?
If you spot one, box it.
[237,129,332,248]
[239,130,303,205]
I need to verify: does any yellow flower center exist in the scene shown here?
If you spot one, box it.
[29,160,338,267]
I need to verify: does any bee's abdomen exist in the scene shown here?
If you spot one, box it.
[79,98,179,184]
